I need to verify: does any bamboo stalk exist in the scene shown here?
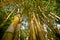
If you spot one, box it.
[29,20,36,40]
[35,14,41,40]
[0,9,15,28]
[13,23,21,40]
[13,12,23,40]
[38,6,57,40]
[33,13,45,40]
[41,13,59,40]
[36,14,50,40]
[50,12,60,20]
[38,6,60,36]
[1,23,14,40]
[48,14,58,21]
[1,13,20,40]
[36,14,44,25]
[39,15,56,40]
[28,12,36,40]
[35,26,39,40]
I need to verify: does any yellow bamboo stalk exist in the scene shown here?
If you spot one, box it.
[13,12,23,40]
[48,14,58,21]
[1,23,14,40]
[29,20,36,40]
[33,13,45,40]
[50,12,60,20]
[37,14,48,40]
[0,9,15,28]
[13,23,21,40]
[1,13,20,40]
[29,12,36,40]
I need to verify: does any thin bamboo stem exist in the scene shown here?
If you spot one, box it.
[48,14,58,21]
[50,12,60,20]
[0,9,15,28]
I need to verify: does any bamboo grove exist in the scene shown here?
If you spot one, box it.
[0,0,60,40]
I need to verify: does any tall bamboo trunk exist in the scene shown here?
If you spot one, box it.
[33,13,45,40]
[36,14,47,40]
[28,12,36,40]
[1,14,20,40]
[13,12,23,40]
[50,12,60,20]
[1,23,14,40]
[13,23,21,40]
